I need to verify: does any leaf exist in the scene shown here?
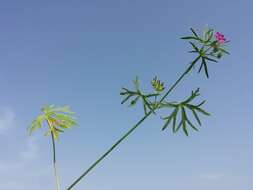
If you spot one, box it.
[181,107,189,136]
[188,50,198,53]
[181,36,199,40]
[53,129,59,141]
[198,61,204,73]
[192,109,201,126]
[196,100,206,107]
[146,93,160,98]
[205,31,213,43]
[28,114,45,135]
[28,120,41,135]
[121,94,132,104]
[29,105,77,140]
[55,128,64,133]
[53,113,76,124]
[185,117,199,131]
[174,120,182,133]
[50,105,75,115]
[190,28,199,38]
[162,116,173,130]
[219,48,230,55]
[44,129,51,137]
[182,123,189,136]
[195,107,211,116]
[203,59,209,78]
[162,107,178,131]
[189,42,199,52]
[205,56,218,63]
[183,88,200,104]
[172,107,179,132]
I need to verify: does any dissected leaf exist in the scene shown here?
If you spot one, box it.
[28,105,77,140]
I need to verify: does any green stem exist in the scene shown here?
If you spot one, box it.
[66,55,201,190]
[51,132,61,190]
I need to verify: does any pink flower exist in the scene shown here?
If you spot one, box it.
[215,32,226,44]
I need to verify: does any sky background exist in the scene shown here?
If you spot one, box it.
[0,0,252,190]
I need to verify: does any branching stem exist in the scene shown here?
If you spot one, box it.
[66,55,201,190]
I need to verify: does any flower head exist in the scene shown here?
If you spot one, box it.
[151,76,165,93]
[215,32,226,44]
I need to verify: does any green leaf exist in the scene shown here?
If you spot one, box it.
[44,129,51,137]
[182,123,189,136]
[162,107,178,131]
[183,88,200,104]
[174,120,182,133]
[196,100,206,107]
[195,107,211,116]
[189,42,199,52]
[219,48,230,55]
[162,116,173,130]
[172,107,179,133]
[52,129,59,141]
[203,59,209,78]
[146,93,160,98]
[192,109,201,126]
[181,36,199,40]
[181,107,189,136]
[29,105,77,140]
[190,28,199,38]
[28,114,45,135]
[50,105,75,115]
[55,128,64,133]
[205,56,218,63]
[205,30,213,43]
[121,94,132,104]
[198,61,204,73]
[188,50,198,54]
[185,117,199,131]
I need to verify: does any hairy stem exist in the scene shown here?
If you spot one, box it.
[66,55,201,190]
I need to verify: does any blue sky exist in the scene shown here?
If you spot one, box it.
[0,0,252,189]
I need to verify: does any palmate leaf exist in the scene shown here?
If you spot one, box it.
[28,105,77,140]
[120,77,161,115]
[28,114,46,135]
[161,89,210,136]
